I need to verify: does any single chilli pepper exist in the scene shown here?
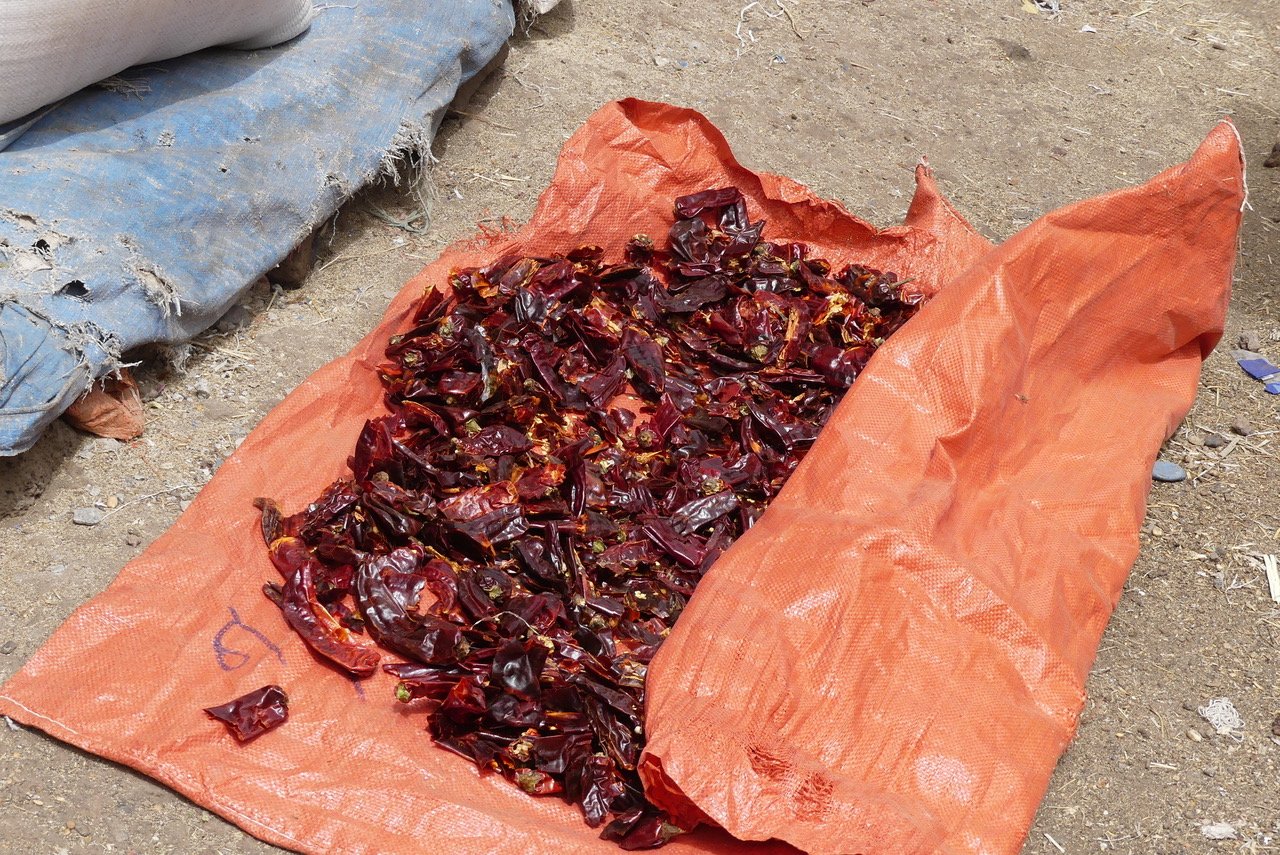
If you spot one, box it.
[263,560,380,678]
[354,547,463,665]
[203,685,289,743]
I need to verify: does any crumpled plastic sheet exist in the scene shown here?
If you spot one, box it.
[0,0,517,456]
[0,100,1244,854]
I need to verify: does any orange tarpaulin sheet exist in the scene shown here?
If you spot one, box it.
[0,100,1243,854]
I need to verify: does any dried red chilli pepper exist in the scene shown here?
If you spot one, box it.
[204,685,289,742]
[248,185,925,846]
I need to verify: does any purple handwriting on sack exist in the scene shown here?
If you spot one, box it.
[212,606,285,671]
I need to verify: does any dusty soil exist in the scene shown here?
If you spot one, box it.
[2,0,1279,852]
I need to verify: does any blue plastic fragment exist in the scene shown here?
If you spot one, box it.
[1238,358,1277,381]
[1234,350,1280,395]
[1152,460,1187,483]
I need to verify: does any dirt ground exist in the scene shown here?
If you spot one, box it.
[2,0,1279,852]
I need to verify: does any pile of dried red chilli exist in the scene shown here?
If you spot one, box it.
[225,187,924,848]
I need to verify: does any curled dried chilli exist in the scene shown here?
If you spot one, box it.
[204,685,290,742]
[250,186,924,847]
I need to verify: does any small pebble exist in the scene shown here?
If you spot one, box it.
[1230,416,1254,437]
[125,531,142,547]
[1204,434,1226,448]
[1152,460,1186,482]
[1271,714,1280,737]
[105,495,119,509]
[193,378,211,398]
[1187,727,1203,742]
[72,507,105,526]
[1266,142,1280,169]
[1239,329,1263,352]
[1151,525,1164,537]
[0,641,16,655]
[75,440,108,460]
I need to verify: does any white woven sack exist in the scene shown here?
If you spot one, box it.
[0,0,315,124]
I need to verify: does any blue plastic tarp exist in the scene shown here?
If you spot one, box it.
[0,0,517,455]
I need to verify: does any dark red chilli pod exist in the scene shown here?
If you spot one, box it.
[244,186,925,845]
[204,685,290,743]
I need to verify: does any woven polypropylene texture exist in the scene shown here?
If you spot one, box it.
[0,0,315,124]
[640,120,1245,854]
[0,100,1243,854]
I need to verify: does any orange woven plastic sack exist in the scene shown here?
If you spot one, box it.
[0,100,1243,855]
